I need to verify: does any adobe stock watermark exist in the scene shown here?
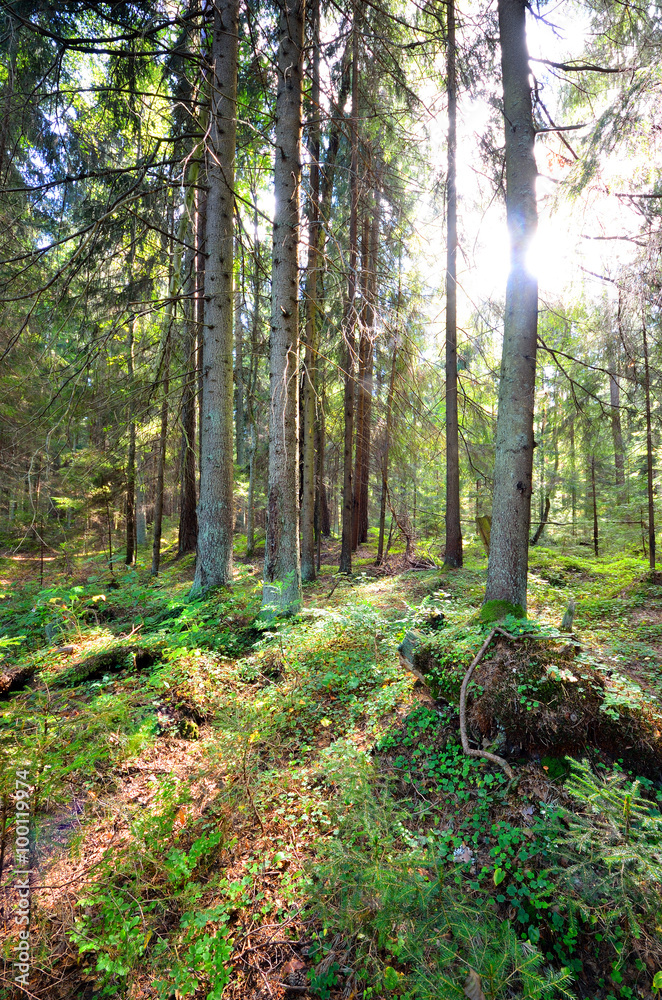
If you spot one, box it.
[13,766,32,991]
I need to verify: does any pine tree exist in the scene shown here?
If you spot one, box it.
[263,0,305,614]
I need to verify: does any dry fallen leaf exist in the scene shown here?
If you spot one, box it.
[174,806,187,827]
[281,958,305,976]
[464,968,486,1000]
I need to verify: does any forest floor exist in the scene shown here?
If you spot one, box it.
[1,527,662,1000]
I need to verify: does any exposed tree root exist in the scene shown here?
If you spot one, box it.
[459,628,515,779]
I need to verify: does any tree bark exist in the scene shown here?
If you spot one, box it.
[569,412,576,536]
[339,12,360,575]
[609,371,625,487]
[353,212,370,551]
[262,0,305,614]
[484,0,538,613]
[377,247,400,566]
[246,422,256,558]
[643,309,656,569]
[444,0,463,569]
[301,0,320,583]
[320,481,331,536]
[193,0,238,592]
[196,187,207,492]
[353,193,377,549]
[591,454,599,557]
[315,397,326,567]
[178,248,198,556]
[151,344,170,576]
[136,455,147,547]
[125,315,136,566]
[358,204,377,545]
[234,256,245,531]
[235,254,246,473]
[610,298,625,491]
[376,344,397,566]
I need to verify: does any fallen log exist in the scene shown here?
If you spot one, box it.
[0,665,36,698]
[53,643,162,687]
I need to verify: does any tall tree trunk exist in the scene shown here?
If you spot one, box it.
[609,371,625,488]
[531,398,557,548]
[125,315,136,566]
[643,310,656,569]
[315,397,326,567]
[358,202,377,545]
[301,0,320,583]
[376,344,397,566]
[376,248,401,566]
[610,298,625,492]
[444,0,463,569]
[150,178,181,573]
[136,455,147,547]
[339,12,360,575]
[583,433,593,520]
[178,249,199,556]
[591,454,599,557]
[484,0,538,613]
[303,34,350,567]
[235,252,246,473]
[193,0,238,592]
[569,412,576,537]
[196,187,207,492]
[245,195,261,562]
[106,497,114,574]
[234,257,245,531]
[320,480,331,537]
[262,0,305,613]
[538,397,546,522]
[352,212,370,551]
[246,422,256,558]
[151,345,170,575]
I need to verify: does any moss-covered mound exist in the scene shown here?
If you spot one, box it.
[479,600,525,624]
[469,639,662,776]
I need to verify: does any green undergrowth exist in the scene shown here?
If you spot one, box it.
[308,708,662,999]
[0,562,262,659]
[1,544,662,999]
[307,741,576,1000]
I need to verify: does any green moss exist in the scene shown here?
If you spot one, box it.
[178,718,199,740]
[479,600,525,624]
